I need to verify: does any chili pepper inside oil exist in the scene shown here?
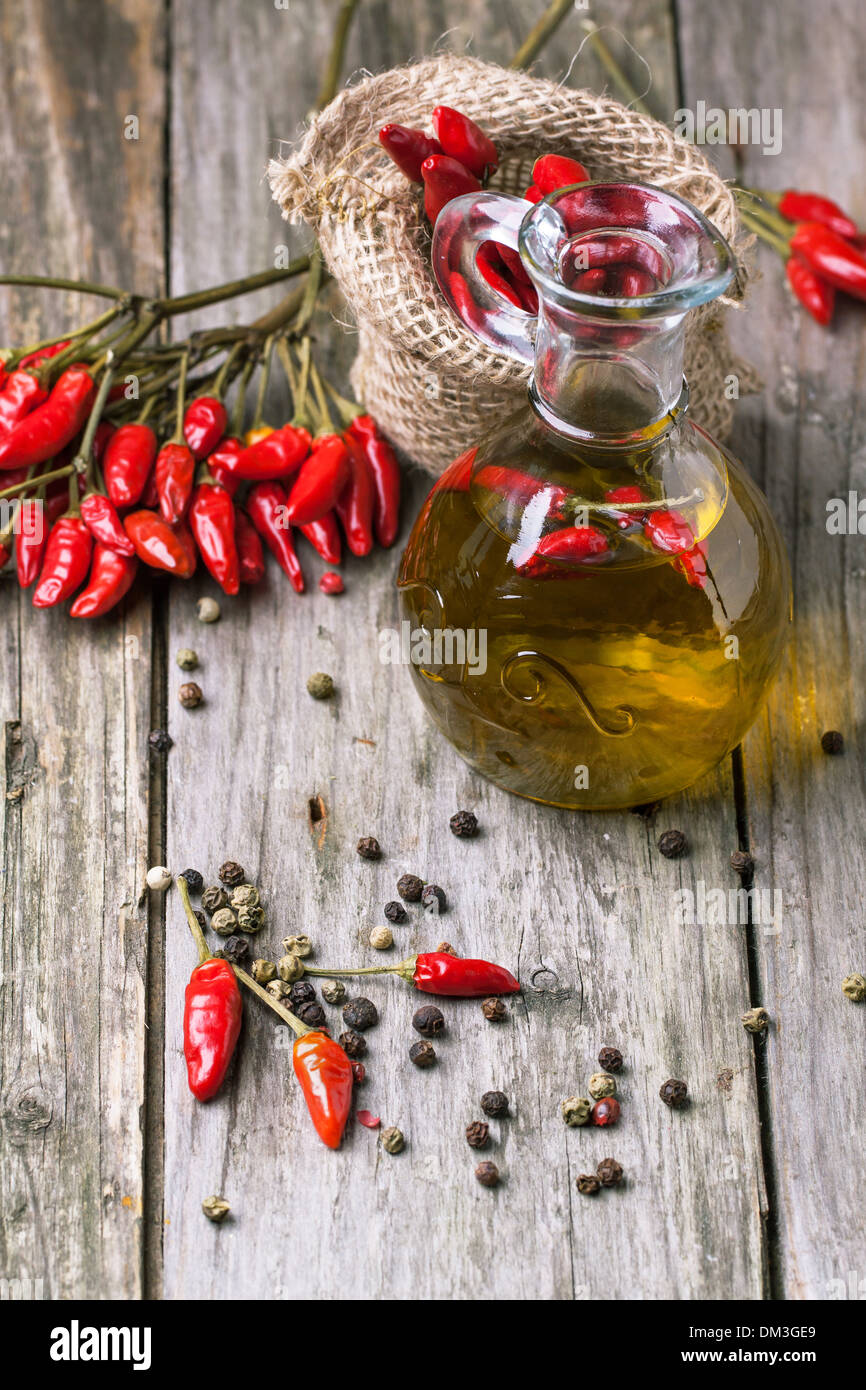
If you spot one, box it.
[398,183,791,810]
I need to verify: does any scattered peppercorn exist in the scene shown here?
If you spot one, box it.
[421,883,446,914]
[179,868,204,894]
[577,1174,601,1195]
[597,1157,624,1188]
[370,925,393,950]
[237,905,265,933]
[219,935,249,964]
[211,907,237,937]
[148,728,173,754]
[342,997,378,1031]
[296,1001,326,1028]
[481,997,507,1022]
[339,1029,367,1059]
[251,959,277,984]
[409,1040,436,1068]
[597,1046,623,1073]
[730,850,755,876]
[193,910,207,931]
[321,979,347,1005]
[352,1062,366,1084]
[741,1006,770,1033]
[196,596,220,623]
[218,861,245,888]
[146,865,172,892]
[278,953,305,984]
[588,1072,617,1100]
[381,1126,404,1154]
[289,980,316,1007]
[449,810,478,838]
[384,900,407,924]
[397,873,424,902]
[283,933,313,958]
[591,1097,621,1126]
[658,829,688,859]
[466,1120,490,1149]
[480,1092,508,1120]
[307,671,335,700]
[266,979,290,1000]
[561,1096,591,1127]
[413,1004,445,1037]
[202,885,228,914]
[357,836,382,861]
[176,648,198,670]
[659,1078,688,1109]
[201,1195,230,1223]
[842,973,866,1002]
[179,681,203,709]
[437,942,458,955]
[230,883,260,910]
[821,729,844,755]
[475,1161,500,1188]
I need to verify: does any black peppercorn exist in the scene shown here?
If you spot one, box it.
[597,1157,624,1188]
[412,1003,445,1037]
[383,900,407,924]
[821,729,844,755]
[193,910,207,931]
[409,1040,436,1068]
[342,997,378,1031]
[481,1090,509,1118]
[475,1161,500,1188]
[730,850,754,876]
[658,829,688,859]
[577,1173,601,1195]
[218,860,246,888]
[289,980,317,1008]
[356,836,382,861]
[339,1029,367,1059]
[296,1001,326,1028]
[421,883,446,914]
[201,885,228,914]
[481,997,507,1022]
[449,810,478,838]
[466,1120,490,1149]
[598,1046,623,1074]
[659,1078,688,1108]
[218,935,249,964]
[148,729,173,754]
[397,873,424,902]
[179,868,204,895]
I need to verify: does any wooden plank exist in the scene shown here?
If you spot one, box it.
[163,0,766,1299]
[676,0,866,1299]
[0,0,164,1299]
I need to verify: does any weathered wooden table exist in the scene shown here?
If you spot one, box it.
[1,0,863,1302]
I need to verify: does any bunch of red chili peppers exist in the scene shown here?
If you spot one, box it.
[0,258,401,614]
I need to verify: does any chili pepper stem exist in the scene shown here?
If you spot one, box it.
[177,876,211,964]
[303,956,418,984]
[232,965,316,1036]
[308,361,335,436]
[0,464,75,502]
[158,258,310,317]
[0,273,126,298]
[323,377,362,429]
[511,0,577,71]
[251,334,276,430]
[74,353,118,489]
[174,350,190,441]
[293,250,323,338]
[314,0,361,111]
[738,209,791,261]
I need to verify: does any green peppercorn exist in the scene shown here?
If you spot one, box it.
[210,907,237,937]
[307,671,335,700]
[202,885,228,914]
[842,973,866,1002]
[237,905,265,934]
[201,1194,230,1223]
[741,1007,770,1033]
[278,953,305,983]
[561,1096,591,1127]
[230,883,260,910]
[381,1126,404,1154]
[251,959,277,984]
[266,979,290,1000]
[588,1072,617,1100]
[321,979,347,1005]
[283,934,312,958]
[176,648,199,671]
[577,1174,601,1196]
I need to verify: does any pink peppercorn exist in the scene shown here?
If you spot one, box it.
[319,571,344,594]
[591,1096,621,1127]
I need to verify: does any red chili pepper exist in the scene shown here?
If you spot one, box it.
[421,154,482,222]
[336,433,376,556]
[232,424,310,481]
[495,243,538,311]
[378,123,442,182]
[69,544,138,617]
[410,951,520,996]
[672,545,708,590]
[284,434,350,527]
[103,423,159,509]
[15,489,68,588]
[79,492,136,555]
[431,447,476,494]
[140,464,159,510]
[292,1031,354,1149]
[645,508,708,590]
[182,395,228,460]
[205,436,243,497]
[235,509,265,585]
[611,267,656,297]
[156,441,195,524]
[431,106,498,178]
[523,184,543,203]
[778,189,858,241]
[447,270,490,336]
[32,514,92,608]
[0,371,48,437]
[475,463,570,520]
[123,510,197,577]
[786,255,835,325]
[476,242,524,308]
[17,340,70,371]
[0,365,94,472]
[318,570,344,594]
[92,419,116,467]
[184,957,243,1102]
[189,478,240,595]
[604,484,649,529]
[299,511,342,565]
[789,222,866,301]
[246,481,305,592]
[573,267,610,294]
[532,153,590,194]
[346,415,401,548]
[517,525,610,576]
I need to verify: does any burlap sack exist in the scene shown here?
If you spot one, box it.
[269,55,755,475]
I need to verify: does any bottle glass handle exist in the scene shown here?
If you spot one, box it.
[432,191,536,365]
